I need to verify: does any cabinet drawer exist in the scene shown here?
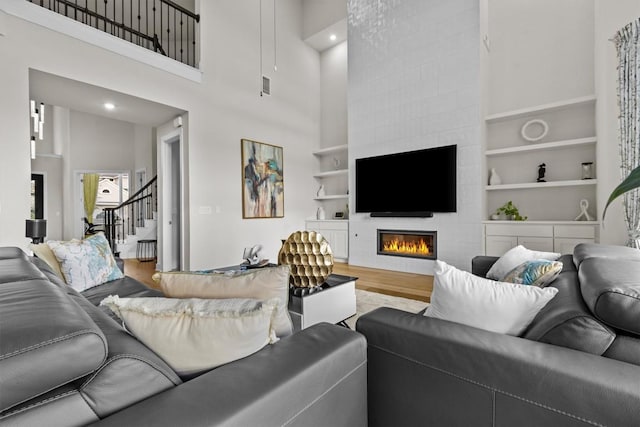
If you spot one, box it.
[554,238,595,254]
[305,220,348,231]
[485,224,553,237]
[554,225,595,239]
[517,236,554,252]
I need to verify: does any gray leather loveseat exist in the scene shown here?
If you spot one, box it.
[357,243,640,427]
[0,247,367,426]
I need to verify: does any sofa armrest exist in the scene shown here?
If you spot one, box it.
[357,307,640,427]
[471,255,498,278]
[90,323,367,427]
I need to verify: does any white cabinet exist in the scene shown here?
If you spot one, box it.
[305,220,349,261]
[484,222,598,256]
[484,96,599,223]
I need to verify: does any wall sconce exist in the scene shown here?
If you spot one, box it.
[25,219,47,244]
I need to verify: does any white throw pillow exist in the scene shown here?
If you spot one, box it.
[424,260,558,336]
[47,232,124,291]
[486,245,561,280]
[153,266,293,337]
[101,296,278,377]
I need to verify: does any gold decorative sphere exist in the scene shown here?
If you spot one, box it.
[278,230,334,288]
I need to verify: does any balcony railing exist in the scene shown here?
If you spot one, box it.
[27,0,199,68]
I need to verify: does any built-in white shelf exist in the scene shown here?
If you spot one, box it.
[485,179,597,191]
[485,95,597,123]
[314,194,349,201]
[486,137,596,156]
[313,169,348,179]
[312,144,348,156]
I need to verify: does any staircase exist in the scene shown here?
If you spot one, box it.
[115,213,157,259]
[104,176,157,260]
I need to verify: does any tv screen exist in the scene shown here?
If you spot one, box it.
[355,144,457,216]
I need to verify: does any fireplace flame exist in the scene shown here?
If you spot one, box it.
[382,238,430,255]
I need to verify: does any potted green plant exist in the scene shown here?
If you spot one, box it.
[602,164,640,221]
[495,201,527,221]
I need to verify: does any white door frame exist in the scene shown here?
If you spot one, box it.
[158,126,185,271]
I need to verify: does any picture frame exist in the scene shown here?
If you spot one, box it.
[241,139,284,218]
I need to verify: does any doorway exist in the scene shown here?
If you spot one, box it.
[159,128,182,271]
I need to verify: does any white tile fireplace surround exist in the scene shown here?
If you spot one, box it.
[347,0,483,274]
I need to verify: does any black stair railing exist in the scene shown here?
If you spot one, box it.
[104,175,157,254]
[27,0,199,67]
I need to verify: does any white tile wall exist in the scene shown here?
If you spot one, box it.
[347,0,482,273]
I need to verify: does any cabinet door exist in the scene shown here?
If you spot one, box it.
[329,229,349,260]
[516,236,554,252]
[485,236,517,256]
[554,238,594,254]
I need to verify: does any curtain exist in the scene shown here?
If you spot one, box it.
[614,18,640,248]
[83,173,100,224]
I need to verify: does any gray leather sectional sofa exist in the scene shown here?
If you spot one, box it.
[357,243,640,427]
[0,247,367,426]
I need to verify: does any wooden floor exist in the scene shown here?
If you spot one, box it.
[124,259,433,302]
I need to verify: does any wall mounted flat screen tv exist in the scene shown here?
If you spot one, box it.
[355,144,457,217]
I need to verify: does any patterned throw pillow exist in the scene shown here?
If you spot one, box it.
[47,232,124,291]
[501,259,563,287]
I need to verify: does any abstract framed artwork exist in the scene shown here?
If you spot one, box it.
[241,139,284,218]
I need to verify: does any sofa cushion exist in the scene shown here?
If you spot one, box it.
[573,242,640,268]
[30,243,66,281]
[424,260,557,336]
[602,334,640,366]
[101,296,278,378]
[486,245,560,280]
[580,257,640,335]
[47,232,124,291]
[153,266,293,337]
[523,262,615,355]
[0,279,107,413]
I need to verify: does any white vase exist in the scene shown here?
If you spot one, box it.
[489,168,502,185]
[316,185,325,197]
[316,207,326,220]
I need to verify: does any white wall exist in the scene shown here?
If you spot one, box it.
[487,0,594,114]
[347,0,482,273]
[134,124,155,183]
[594,0,640,245]
[317,40,348,217]
[0,0,320,269]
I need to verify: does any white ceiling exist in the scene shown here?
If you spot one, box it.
[29,69,184,127]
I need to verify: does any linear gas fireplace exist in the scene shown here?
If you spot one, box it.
[377,229,437,260]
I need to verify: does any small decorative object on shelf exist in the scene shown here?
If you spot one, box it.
[521,119,549,142]
[316,206,326,220]
[582,162,594,180]
[575,199,594,221]
[495,200,527,221]
[333,157,341,170]
[488,168,502,185]
[537,163,546,182]
[316,184,325,197]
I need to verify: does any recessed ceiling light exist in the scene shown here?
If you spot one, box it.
[329,34,337,41]
[104,102,115,110]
